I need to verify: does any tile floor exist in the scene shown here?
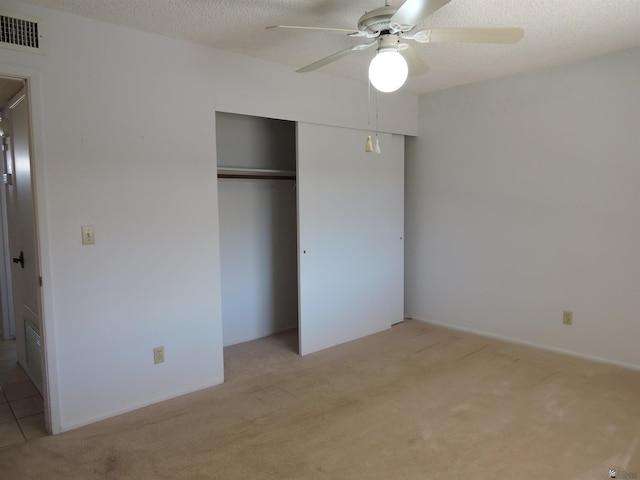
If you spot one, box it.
[0,338,46,449]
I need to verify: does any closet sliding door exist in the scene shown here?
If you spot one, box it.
[297,123,404,355]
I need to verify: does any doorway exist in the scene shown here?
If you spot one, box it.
[0,75,47,439]
[216,112,299,377]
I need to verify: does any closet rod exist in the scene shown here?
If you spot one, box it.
[217,174,296,180]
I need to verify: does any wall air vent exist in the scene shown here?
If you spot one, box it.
[0,12,42,53]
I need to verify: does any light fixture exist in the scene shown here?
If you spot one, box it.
[368,34,408,93]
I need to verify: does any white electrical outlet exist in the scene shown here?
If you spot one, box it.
[153,346,164,364]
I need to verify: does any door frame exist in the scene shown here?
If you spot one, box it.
[0,63,58,434]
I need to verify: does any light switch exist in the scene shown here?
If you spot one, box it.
[81,225,95,245]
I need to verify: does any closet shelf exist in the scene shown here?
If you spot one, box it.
[217,167,296,180]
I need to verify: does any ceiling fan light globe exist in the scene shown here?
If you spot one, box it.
[368,50,408,93]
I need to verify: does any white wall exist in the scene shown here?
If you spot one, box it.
[0,0,418,432]
[218,179,298,346]
[405,47,640,369]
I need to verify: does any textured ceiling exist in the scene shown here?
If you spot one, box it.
[17,0,640,93]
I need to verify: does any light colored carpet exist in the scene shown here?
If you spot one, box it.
[1,320,639,479]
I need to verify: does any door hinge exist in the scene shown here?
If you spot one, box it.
[39,276,42,286]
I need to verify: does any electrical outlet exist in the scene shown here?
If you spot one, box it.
[153,346,164,364]
[562,310,573,326]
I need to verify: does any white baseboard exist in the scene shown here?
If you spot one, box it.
[59,376,225,433]
[409,317,640,372]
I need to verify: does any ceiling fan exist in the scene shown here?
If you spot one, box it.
[267,0,524,92]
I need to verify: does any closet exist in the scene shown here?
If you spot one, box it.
[217,112,405,359]
[216,112,298,349]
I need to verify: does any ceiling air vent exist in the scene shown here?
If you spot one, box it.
[0,12,42,53]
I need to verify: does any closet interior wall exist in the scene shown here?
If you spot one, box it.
[216,112,298,348]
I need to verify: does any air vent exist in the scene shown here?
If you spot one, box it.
[0,12,41,52]
[25,320,43,391]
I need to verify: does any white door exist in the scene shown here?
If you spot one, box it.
[1,131,16,340]
[297,123,404,355]
[3,89,43,391]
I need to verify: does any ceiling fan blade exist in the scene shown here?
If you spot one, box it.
[411,27,524,44]
[398,44,430,76]
[296,41,377,73]
[390,0,452,27]
[266,25,360,35]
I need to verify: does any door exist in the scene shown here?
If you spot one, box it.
[1,132,16,340]
[297,123,404,355]
[3,88,43,391]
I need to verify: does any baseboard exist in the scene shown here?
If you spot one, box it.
[410,317,640,372]
[59,376,225,433]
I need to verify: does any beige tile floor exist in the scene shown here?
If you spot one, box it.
[0,338,46,449]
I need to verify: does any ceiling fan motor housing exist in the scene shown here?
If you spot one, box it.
[357,5,401,35]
